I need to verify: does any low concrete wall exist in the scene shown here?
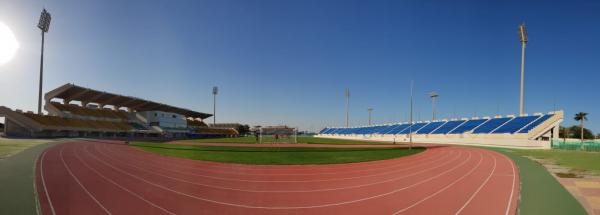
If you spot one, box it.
[316,134,551,149]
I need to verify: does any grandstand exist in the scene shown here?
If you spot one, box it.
[0,83,239,138]
[317,111,563,149]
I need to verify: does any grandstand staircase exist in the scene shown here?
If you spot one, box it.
[0,106,44,132]
[527,111,563,140]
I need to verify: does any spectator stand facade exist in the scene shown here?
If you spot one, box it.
[317,111,563,149]
[0,83,231,139]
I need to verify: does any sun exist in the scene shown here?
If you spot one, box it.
[0,22,19,65]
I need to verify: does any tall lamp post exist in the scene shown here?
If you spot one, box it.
[37,9,51,115]
[429,91,439,120]
[367,107,373,126]
[409,81,414,149]
[212,86,218,125]
[345,88,350,128]
[518,23,528,116]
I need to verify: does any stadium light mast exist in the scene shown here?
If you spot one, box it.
[345,88,350,128]
[212,86,218,125]
[518,23,528,116]
[37,9,51,115]
[409,81,414,150]
[367,107,373,125]
[429,91,439,121]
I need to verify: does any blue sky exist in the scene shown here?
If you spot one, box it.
[1,0,599,132]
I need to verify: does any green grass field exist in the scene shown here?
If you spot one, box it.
[181,136,392,145]
[132,142,424,165]
[510,149,600,175]
[0,138,54,159]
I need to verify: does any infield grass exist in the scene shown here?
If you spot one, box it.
[132,142,423,165]
[510,149,600,175]
[0,138,53,159]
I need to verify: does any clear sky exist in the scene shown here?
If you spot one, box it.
[1,0,599,132]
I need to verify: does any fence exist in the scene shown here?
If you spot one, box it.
[551,139,600,152]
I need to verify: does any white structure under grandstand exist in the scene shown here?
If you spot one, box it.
[317,111,563,149]
[0,83,238,138]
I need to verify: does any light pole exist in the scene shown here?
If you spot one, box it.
[37,9,51,115]
[367,107,373,125]
[409,81,414,149]
[345,88,350,128]
[212,86,218,125]
[518,23,528,116]
[429,91,438,121]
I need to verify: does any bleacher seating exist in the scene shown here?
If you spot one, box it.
[449,119,487,134]
[187,119,208,127]
[196,127,239,136]
[416,121,445,134]
[320,113,556,136]
[22,112,132,131]
[492,115,540,134]
[398,123,427,134]
[50,102,129,120]
[473,117,512,134]
[518,114,554,133]
[432,120,465,134]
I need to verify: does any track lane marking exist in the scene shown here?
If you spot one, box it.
[392,150,486,214]
[91,143,462,193]
[59,146,112,215]
[83,142,474,209]
[70,143,176,215]
[39,150,57,215]
[97,142,454,184]
[453,150,497,215]
[505,152,518,215]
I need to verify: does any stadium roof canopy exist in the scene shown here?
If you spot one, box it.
[45,83,212,119]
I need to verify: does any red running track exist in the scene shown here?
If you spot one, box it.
[35,140,519,215]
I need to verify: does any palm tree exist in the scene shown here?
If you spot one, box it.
[574,112,588,143]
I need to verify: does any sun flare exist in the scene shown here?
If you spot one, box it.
[0,22,19,65]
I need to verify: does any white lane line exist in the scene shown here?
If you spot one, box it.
[39,150,57,215]
[59,146,112,215]
[505,153,517,215]
[107,144,441,177]
[454,150,497,215]
[85,142,474,209]
[72,143,176,215]
[98,142,454,184]
[393,150,486,214]
[92,143,461,193]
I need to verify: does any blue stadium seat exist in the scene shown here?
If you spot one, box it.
[319,128,329,134]
[473,118,512,134]
[450,119,488,134]
[432,120,465,134]
[416,121,445,134]
[518,114,554,133]
[493,115,540,133]
[384,124,410,134]
[369,125,389,134]
[398,123,427,134]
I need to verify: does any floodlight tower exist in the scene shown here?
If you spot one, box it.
[367,107,373,125]
[429,91,439,120]
[409,81,414,149]
[37,9,51,115]
[518,23,528,116]
[345,88,350,127]
[212,86,218,125]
